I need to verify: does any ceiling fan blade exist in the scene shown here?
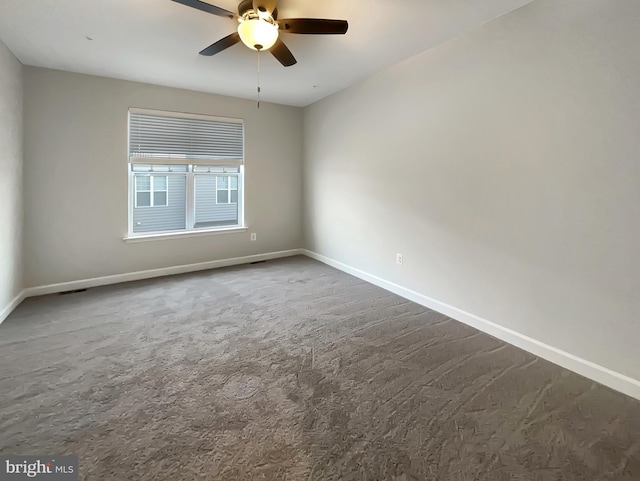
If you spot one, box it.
[199,32,241,56]
[172,0,235,19]
[278,18,348,35]
[253,0,278,17]
[270,39,297,67]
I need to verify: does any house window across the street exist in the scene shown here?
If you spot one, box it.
[134,175,168,208]
[216,176,239,204]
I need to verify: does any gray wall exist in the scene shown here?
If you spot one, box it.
[304,0,640,381]
[23,68,303,287]
[0,40,23,317]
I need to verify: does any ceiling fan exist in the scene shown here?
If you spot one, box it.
[172,0,349,67]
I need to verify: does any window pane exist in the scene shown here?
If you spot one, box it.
[154,191,167,206]
[153,175,167,190]
[133,174,186,234]
[131,160,241,235]
[217,176,228,189]
[136,192,151,207]
[217,190,228,204]
[136,176,151,191]
[195,174,239,229]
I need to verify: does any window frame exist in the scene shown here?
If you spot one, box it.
[126,108,245,238]
[128,165,244,237]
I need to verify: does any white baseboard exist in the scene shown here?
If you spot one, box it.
[0,290,26,326]
[23,249,304,298]
[301,249,640,401]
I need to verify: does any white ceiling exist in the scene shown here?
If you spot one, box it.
[0,0,533,107]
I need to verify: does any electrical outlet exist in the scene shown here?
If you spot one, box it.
[396,253,403,265]
[250,233,257,241]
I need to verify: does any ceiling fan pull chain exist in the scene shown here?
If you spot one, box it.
[257,49,261,109]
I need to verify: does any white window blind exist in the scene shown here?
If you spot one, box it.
[128,109,244,165]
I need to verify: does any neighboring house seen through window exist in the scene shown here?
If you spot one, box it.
[128,109,244,236]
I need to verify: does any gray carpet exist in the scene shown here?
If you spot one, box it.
[1,256,639,480]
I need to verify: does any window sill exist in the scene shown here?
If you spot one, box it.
[123,226,248,243]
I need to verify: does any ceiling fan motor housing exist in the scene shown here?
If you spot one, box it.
[238,0,278,19]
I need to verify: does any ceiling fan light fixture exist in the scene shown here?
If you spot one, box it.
[238,18,279,51]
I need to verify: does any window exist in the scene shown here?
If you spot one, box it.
[216,176,238,204]
[128,109,244,236]
[135,175,168,207]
